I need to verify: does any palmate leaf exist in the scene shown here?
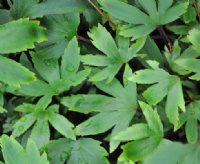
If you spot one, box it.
[9,0,85,19]
[0,56,35,87]
[129,61,185,126]
[0,18,47,54]
[98,0,188,39]
[47,138,109,164]
[12,96,75,148]
[170,29,200,80]
[0,135,49,164]
[61,68,137,152]
[12,37,90,96]
[81,24,146,82]
[117,102,163,162]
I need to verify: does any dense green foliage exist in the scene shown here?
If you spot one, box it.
[0,0,200,163]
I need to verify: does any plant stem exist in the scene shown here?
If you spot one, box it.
[87,0,117,29]
[193,0,200,21]
[77,35,92,44]
[158,26,173,53]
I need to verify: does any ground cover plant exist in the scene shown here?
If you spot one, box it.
[1,0,200,163]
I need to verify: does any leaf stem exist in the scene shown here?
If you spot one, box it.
[87,0,117,29]
[193,0,200,21]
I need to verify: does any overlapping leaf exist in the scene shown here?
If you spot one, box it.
[175,101,200,144]
[171,29,200,80]
[116,101,163,162]
[144,139,200,164]
[13,37,90,96]
[47,138,109,164]
[61,67,137,152]
[0,135,49,164]
[129,61,185,126]
[98,0,188,39]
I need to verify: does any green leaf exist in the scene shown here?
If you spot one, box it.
[62,77,137,152]
[82,24,145,82]
[121,137,161,162]
[118,101,163,162]
[49,113,75,140]
[141,36,164,67]
[44,13,80,45]
[31,54,60,84]
[129,61,185,126]
[10,0,85,19]
[188,29,200,51]
[139,101,163,137]
[30,120,50,148]
[98,0,188,39]
[114,123,150,141]
[12,113,36,137]
[176,101,200,144]
[47,138,109,164]
[0,56,36,86]
[0,18,47,54]
[143,139,200,164]
[1,135,49,164]
[61,37,80,78]
[15,37,89,96]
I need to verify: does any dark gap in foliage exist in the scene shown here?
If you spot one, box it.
[0,0,10,9]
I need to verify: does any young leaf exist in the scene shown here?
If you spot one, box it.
[98,0,188,39]
[0,18,47,54]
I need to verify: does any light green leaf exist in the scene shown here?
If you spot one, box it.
[49,113,75,140]
[62,77,137,152]
[1,135,49,164]
[139,101,163,136]
[61,37,80,78]
[30,120,50,148]
[115,123,150,141]
[82,24,145,82]
[0,56,36,86]
[0,18,47,54]
[129,61,185,126]
[12,113,36,137]
[121,137,161,162]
